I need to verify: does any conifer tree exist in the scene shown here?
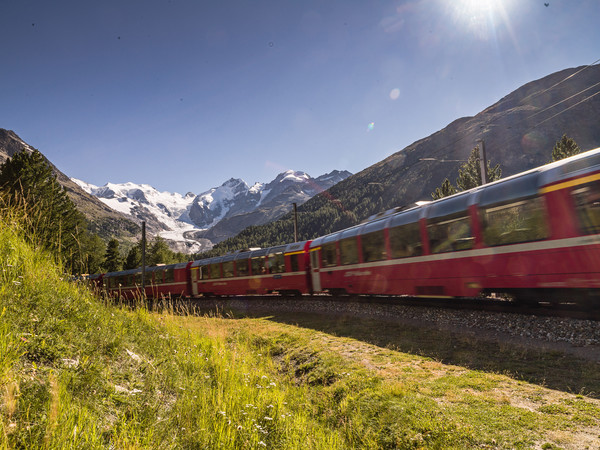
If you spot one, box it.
[148,236,174,266]
[551,134,580,162]
[0,149,87,271]
[456,147,502,191]
[431,178,457,200]
[104,239,123,272]
[124,242,143,270]
[80,233,106,275]
[430,147,502,199]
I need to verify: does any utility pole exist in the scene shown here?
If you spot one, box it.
[293,203,298,242]
[477,139,488,185]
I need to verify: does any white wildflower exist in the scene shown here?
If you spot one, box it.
[115,385,141,395]
[61,358,79,368]
[125,349,142,362]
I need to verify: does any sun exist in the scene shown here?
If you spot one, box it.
[447,0,516,41]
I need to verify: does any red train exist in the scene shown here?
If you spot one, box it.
[95,148,600,305]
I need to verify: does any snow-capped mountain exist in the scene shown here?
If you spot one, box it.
[73,169,351,253]
[72,179,207,252]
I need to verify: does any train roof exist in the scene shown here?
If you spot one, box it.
[191,240,312,267]
[103,267,141,277]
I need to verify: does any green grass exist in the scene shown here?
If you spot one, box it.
[1,216,599,448]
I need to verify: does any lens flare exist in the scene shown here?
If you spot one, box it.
[367,122,375,131]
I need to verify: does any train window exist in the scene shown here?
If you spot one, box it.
[289,253,300,272]
[572,182,600,235]
[339,237,359,265]
[222,261,234,278]
[428,214,473,254]
[389,222,423,258]
[209,263,221,279]
[481,196,548,246]
[321,242,337,267]
[479,173,539,207]
[237,259,249,276]
[251,256,267,275]
[154,270,163,283]
[165,269,175,283]
[361,231,386,262]
[561,153,600,176]
[268,252,285,273]
[198,266,208,280]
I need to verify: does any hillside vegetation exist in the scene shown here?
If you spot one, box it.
[0,217,346,448]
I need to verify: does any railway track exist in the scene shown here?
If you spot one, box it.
[179,293,600,321]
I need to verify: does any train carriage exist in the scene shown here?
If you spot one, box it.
[310,147,600,303]
[103,262,192,300]
[191,241,312,296]
[103,268,145,300]
[145,262,193,299]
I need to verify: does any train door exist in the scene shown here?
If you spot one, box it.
[190,266,199,296]
[310,249,321,292]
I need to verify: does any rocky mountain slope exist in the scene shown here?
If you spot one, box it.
[0,129,139,242]
[207,64,600,254]
[188,170,350,243]
[74,169,350,253]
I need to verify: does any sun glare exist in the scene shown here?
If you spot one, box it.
[447,0,515,40]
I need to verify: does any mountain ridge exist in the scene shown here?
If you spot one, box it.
[73,168,351,253]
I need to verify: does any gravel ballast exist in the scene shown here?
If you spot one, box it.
[191,296,600,361]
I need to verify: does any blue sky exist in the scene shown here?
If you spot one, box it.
[2,0,599,193]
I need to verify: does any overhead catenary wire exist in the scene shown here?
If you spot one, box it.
[417,57,600,164]
[526,80,600,120]
[529,89,600,129]
[517,58,600,107]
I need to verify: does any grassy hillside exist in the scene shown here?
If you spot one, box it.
[1,215,599,448]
